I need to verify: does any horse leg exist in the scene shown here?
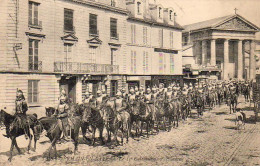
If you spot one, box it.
[99,126,105,145]
[54,144,57,159]
[13,138,21,154]
[91,127,96,146]
[8,138,15,162]
[27,132,33,154]
[33,136,37,151]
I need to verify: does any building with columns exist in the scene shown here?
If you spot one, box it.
[182,14,259,81]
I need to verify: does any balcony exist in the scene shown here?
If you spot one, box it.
[28,61,42,72]
[54,62,119,74]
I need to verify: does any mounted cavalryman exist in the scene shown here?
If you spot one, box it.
[6,89,29,138]
[55,88,70,140]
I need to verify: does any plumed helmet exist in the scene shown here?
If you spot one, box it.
[152,87,156,91]
[147,88,151,93]
[121,88,126,92]
[85,91,90,96]
[135,86,139,91]
[97,90,102,94]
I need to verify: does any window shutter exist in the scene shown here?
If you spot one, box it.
[34,4,38,25]
[90,14,97,35]
[28,81,33,103]
[143,51,146,74]
[33,81,38,102]
[29,2,32,25]
[131,50,133,73]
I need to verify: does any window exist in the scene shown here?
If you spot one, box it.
[137,2,141,14]
[159,7,162,18]
[183,36,188,46]
[29,1,40,26]
[89,46,98,63]
[64,8,74,32]
[28,80,39,103]
[29,39,39,71]
[111,48,117,65]
[170,54,174,73]
[111,80,118,97]
[143,26,148,45]
[170,31,174,48]
[110,18,118,39]
[131,24,136,44]
[64,43,73,63]
[89,14,98,36]
[111,0,116,7]
[131,51,137,74]
[169,10,173,21]
[159,29,163,48]
[143,51,149,74]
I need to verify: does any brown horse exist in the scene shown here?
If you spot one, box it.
[0,109,38,162]
[36,104,81,160]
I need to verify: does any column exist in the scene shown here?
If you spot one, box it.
[223,39,229,80]
[249,40,256,80]
[237,40,243,80]
[210,39,216,66]
[76,76,83,104]
[202,40,207,65]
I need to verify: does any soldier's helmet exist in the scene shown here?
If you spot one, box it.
[121,88,126,92]
[147,88,151,93]
[60,95,66,101]
[97,90,102,95]
[130,88,135,93]
[16,89,24,99]
[61,89,66,96]
[102,89,106,93]
[135,86,139,91]
[152,87,156,92]
[116,91,122,97]
[85,91,90,97]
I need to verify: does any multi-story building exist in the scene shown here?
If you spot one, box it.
[124,0,183,89]
[0,0,128,109]
[0,0,183,110]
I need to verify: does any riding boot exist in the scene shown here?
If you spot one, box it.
[3,127,10,138]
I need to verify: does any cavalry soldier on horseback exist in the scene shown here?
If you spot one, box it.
[121,88,128,100]
[83,91,95,106]
[128,87,137,110]
[115,91,128,122]
[6,89,29,138]
[56,88,70,140]
[144,88,155,112]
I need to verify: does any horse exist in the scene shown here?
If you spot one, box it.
[235,111,246,130]
[81,105,105,146]
[138,100,153,136]
[128,100,142,137]
[242,85,250,103]
[195,93,204,117]
[228,92,238,114]
[45,107,56,117]
[0,109,38,162]
[36,104,81,160]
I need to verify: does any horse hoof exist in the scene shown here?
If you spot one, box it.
[8,157,12,162]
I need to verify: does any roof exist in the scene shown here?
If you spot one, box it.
[128,16,184,30]
[183,14,260,33]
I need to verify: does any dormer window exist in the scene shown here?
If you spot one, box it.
[169,10,173,21]
[159,7,162,18]
[137,2,141,14]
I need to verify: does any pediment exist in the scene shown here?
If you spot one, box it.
[214,17,258,31]
[87,37,102,44]
[61,34,78,42]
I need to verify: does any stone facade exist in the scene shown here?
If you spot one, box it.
[0,0,183,110]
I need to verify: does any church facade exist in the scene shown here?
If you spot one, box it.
[182,14,259,81]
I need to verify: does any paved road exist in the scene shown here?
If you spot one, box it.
[0,98,259,166]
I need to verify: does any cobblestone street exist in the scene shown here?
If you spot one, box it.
[0,97,259,166]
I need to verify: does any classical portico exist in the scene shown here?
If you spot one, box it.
[183,14,259,80]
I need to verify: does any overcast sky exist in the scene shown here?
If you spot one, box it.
[159,0,260,38]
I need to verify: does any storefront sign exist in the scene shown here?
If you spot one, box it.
[154,48,178,54]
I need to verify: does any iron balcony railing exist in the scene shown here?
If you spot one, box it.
[54,62,119,74]
[28,61,42,72]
